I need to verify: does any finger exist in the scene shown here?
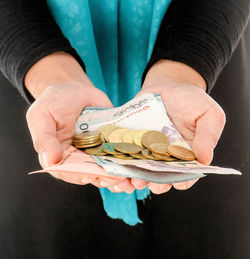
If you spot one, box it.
[107,186,125,193]
[131,178,148,190]
[148,183,172,194]
[173,178,199,190]
[49,172,98,186]
[124,186,136,194]
[27,105,63,167]
[91,89,114,108]
[115,179,135,192]
[97,178,127,188]
[107,179,135,193]
[192,105,226,165]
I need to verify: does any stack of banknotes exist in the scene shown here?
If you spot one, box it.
[30,93,241,184]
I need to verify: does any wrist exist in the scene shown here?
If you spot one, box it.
[25,51,91,99]
[143,60,207,91]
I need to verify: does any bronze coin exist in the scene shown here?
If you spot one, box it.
[149,143,170,156]
[73,131,101,140]
[74,141,102,148]
[85,145,107,156]
[152,152,177,161]
[114,143,142,154]
[130,153,145,159]
[113,154,134,160]
[141,131,169,149]
[167,145,196,161]
[141,149,160,160]
[102,143,122,155]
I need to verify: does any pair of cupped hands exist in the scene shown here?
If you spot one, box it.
[25,52,226,195]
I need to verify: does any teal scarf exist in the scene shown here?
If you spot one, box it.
[47,0,172,225]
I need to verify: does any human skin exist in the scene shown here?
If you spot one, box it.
[123,60,226,194]
[25,51,135,193]
[25,52,225,194]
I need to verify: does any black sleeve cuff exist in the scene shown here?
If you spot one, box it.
[142,0,250,93]
[0,0,85,104]
[19,46,86,104]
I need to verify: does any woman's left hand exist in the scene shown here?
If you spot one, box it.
[130,60,226,194]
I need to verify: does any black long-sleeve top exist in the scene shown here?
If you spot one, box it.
[0,0,249,103]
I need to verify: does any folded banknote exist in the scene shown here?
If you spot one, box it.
[29,93,241,183]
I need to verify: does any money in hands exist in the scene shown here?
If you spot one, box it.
[29,93,241,184]
[72,126,196,162]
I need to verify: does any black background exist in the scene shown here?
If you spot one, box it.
[0,24,249,259]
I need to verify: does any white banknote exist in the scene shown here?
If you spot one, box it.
[29,93,241,183]
[76,93,189,147]
[75,92,241,177]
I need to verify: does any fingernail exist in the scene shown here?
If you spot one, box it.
[179,185,188,189]
[125,189,135,194]
[157,185,166,192]
[41,150,49,168]
[166,185,172,191]
[99,180,109,187]
[81,179,89,184]
[113,185,123,192]
[116,181,130,189]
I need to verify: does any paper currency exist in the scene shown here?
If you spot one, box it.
[29,93,242,184]
[97,156,241,175]
[29,146,206,184]
[75,93,187,145]
[75,92,241,176]
[93,156,206,184]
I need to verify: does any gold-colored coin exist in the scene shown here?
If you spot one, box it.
[73,131,101,140]
[141,149,160,160]
[73,138,101,145]
[123,130,136,144]
[167,145,196,161]
[141,131,169,149]
[98,125,120,142]
[149,143,170,156]
[73,134,100,140]
[74,141,102,148]
[108,128,129,143]
[73,137,100,142]
[152,152,177,161]
[85,145,107,156]
[102,143,122,155]
[113,154,134,160]
[133,130,149,147]
[170,141,192,150]
[130,153,145,159]
[73,138,101,144]
[114,143,142,154]
[100,134,106,143]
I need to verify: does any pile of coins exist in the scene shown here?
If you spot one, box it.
[72,125,196,161]
[72,131,102,148]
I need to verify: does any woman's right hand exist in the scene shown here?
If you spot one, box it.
[25,52,135,193]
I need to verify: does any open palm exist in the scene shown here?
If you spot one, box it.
[129,82,226,194]
[26,82,134,192]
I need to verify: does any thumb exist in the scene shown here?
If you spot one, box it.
[26,105,63,168]
[90,89,114,108]
[192,105,226,165]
